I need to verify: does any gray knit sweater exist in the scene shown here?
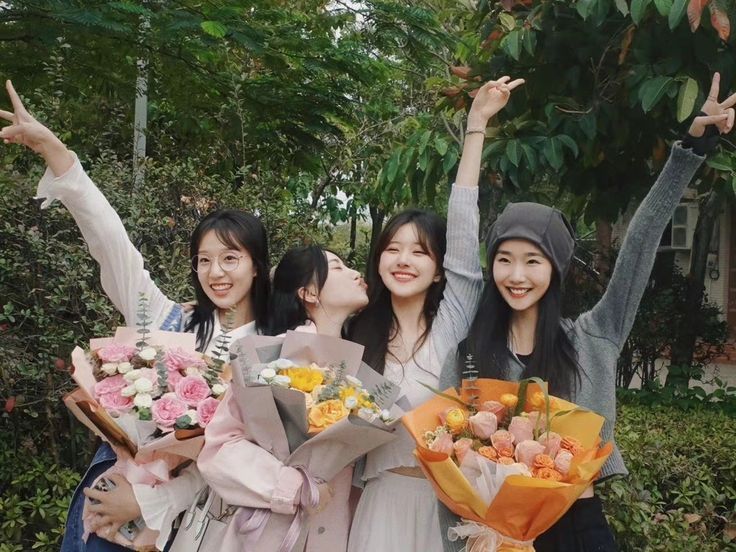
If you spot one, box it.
[437,142,705,548]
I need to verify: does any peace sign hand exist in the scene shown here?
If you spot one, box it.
[688,72,736,138]
[0,80,60,154]
[467,76,525,130]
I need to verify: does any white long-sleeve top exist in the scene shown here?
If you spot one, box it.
[36,155,257,548]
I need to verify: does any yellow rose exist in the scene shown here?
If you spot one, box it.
[309,399,349,429]
[445,408,468,435]
[529,391,547,411]
[280,367,324,393]
[500,393,518,409]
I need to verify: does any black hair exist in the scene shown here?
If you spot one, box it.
[184,209,270,351]
[462,244,581,399]
[349,209,447,374]
[266,245,329,336]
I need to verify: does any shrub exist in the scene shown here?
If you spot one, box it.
[600,400,736,551]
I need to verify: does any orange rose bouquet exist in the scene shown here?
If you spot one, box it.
[403,376,612,552]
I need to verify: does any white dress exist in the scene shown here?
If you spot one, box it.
[348,343,445,552]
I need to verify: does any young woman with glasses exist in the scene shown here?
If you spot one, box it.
[0,80,270,551]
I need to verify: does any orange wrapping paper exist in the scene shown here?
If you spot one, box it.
[402,379,613,548]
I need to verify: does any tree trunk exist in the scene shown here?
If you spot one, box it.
[368,204,385,273]
[667,190,723,388]
[348,209,358,264]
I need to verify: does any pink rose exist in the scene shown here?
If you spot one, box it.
[93,374,128,399]
[151,394,188,431]
[97,343,136,363]
[164,347,207,373]
[527,410,548,433]
[478,400,508,424]
[453,438,474,464]
[98,391,134,415]
[514,439,546,468]
[196,397,221,427]
[538,431,561,458]
[175,375,211,407]
[509,416,535,444]
[554,449,574,476]
[166,368,185,390]
[468,411,498,440]
[491,430,515,456]
[429,432,454,456]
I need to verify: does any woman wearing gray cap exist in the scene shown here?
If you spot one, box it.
[439,73,735,551]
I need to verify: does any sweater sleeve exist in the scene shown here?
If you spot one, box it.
[432,185,484,367]
[35,155,176,327]
[132,463,205,550]
[578,142,705,350]
[197,390,305,514]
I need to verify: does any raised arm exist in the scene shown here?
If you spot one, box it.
[0,80,175,326]
[580,73,736,351]
[435,78,524,363]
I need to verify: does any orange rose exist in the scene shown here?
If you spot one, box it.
[478,446,498,462]
[445,408,469,435]
[498,456,515,465]
[561,436,584,456]
[498,447,514,458]
[500,393,518,409]
[309,399,349,429]
[533,467,563,481]
[533,453,555,470]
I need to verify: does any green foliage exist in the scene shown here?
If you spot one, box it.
[600,400,736,550]
[0,449,79,551]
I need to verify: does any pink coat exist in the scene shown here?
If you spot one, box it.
[198,387,352,551]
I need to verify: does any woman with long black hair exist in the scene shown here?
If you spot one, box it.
[439,73,736,551]
[0,80,270,551]
[347,77,524,552]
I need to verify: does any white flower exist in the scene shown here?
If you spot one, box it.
[345,375,363,387]
[272,375,291,387]
[259,368,277,380]
[185,366,200,376]
[134,393,153,408]
[211,383,228,396]
[274,358,294,369]
[344,396,358,409]
[121,385,137,397]
[184,409,198,425]
[100,363,118,376]
[134,378,154,394]
[380,409,392,422]
[117,362,133,374]
[124,369,142,382]
[138,347,157,361]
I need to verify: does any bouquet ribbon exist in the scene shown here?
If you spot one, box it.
[447,520,534,552]
[235,466,321,552]
[116,456,172,485]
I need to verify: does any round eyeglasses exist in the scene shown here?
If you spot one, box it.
[191,252,247,273]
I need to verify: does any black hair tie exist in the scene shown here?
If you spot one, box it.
[682,111,721,156]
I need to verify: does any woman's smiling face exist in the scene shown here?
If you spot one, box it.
[492,239,553,313]
[194,229,256,312]
[378,222,440,301]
